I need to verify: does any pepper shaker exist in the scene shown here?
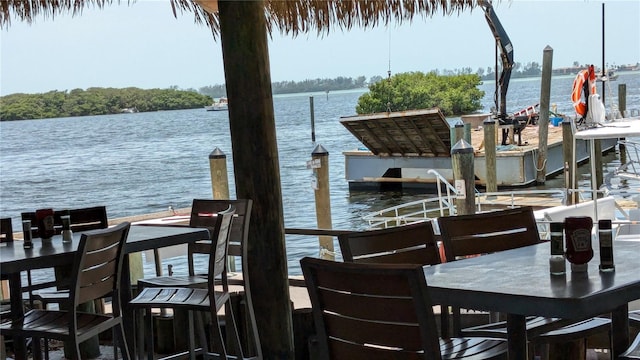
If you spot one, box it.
[598,219,615,272]
[22,220,33,249]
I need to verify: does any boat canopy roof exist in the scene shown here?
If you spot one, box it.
[340,108,452,157]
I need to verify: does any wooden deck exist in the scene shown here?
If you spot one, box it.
[476,193,565,210]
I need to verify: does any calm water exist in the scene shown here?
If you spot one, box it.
[2,72,639,274]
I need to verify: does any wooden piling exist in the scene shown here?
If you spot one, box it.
[619,84,627,117]
[209,147,230,200]
[452,122,471,144]
[618,84,627,163]
[483,120,497,193]
[562,119,577,205]
[309,96,316,142]
[312,145,334,260]
[537,45,553,184]
[452,139,475,215]
[452,122,464,144]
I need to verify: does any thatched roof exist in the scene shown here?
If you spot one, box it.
[1,0,481,34]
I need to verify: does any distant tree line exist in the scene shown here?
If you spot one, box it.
[429,62,544,80]
[199,59,626,99]
[199,76,369,98]
[0,87,212,121]
[6,61,635,121]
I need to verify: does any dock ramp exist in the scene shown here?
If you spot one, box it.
[340,108,452,157]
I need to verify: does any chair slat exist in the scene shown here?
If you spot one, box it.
[324,311,423,350]
[327,337,424,360]
[438,207,540,262]
[79,260,116,287]
[319,287,416,323]
[339,221,441,265]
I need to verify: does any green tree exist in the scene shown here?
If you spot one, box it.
[355,71,484,116]
[0,87,212,121]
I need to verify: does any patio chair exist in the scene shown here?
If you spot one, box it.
[0,217,12,243]
[0,217,14,293]
[0,218,13,358]
[0,222,132,360]
[338,220,441,265]
[21,206,109,306]
[136,199,261,359]
[300,257,508,360]
[129,206,248,360]
[437,206,611,358]
[337,221,457,335]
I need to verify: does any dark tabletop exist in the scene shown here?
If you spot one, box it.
[0,224,210,274]
[423,241,640,319]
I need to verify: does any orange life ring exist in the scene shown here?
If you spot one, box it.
[571,65,597,117]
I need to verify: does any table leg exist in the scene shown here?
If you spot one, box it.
[7,272,27,359]
[611,303,630,357]
[506,314,528,360]
[121,254,136,358]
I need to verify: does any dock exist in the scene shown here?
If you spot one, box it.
[341,109,617,191]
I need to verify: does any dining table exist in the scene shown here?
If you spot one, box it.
[423,240,640,360]
[0,223,210,359]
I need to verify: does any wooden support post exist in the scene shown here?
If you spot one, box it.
[452,122,464,144]
[618,84,627,163]
[618,84,627,117]
[309,96,316,142]
[209,147,235,272]
[483,120,497,194]
[452,139,475,215]
[451,122,471,145]
[537,45,553,184]
[209,147,230,200]
[219,1,294,358]
[312,145,334,260]
[562,120,577,205]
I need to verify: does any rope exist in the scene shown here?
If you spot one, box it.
[319,247,337,258]
[532,149,548,172]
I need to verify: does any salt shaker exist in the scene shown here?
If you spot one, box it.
[22,220,33,249]
[61,213,73,243]
[549,222,566,275]
[598,219,615,272]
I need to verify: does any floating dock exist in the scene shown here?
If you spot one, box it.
[341,109,617,191]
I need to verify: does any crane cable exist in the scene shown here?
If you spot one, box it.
[386,26,392,113]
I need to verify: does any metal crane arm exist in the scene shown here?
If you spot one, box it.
[481,0,514,122]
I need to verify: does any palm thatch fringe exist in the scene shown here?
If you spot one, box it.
[2,0,483,34]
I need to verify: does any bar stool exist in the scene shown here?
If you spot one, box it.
[129,206,246,360]
[136,199,261,358]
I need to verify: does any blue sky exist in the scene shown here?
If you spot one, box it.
[1,0,638,95]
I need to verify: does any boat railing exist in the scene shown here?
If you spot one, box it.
[363,170,569,229]
[362,169,458,229]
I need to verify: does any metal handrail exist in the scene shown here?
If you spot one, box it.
[363,169,569,229]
